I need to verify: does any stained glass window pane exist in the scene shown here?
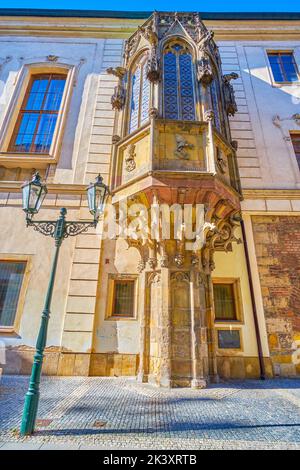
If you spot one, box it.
[10,74,66,154]
[210,79,221,132]
[0,262,26,327]
[179,53,195,121]
[163,45,196,121]
[141,64,150,126]
[164,51,179,120]
[113,281,135,317]
[129,67,141,133]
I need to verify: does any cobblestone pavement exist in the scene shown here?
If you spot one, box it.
[0,376,300,450]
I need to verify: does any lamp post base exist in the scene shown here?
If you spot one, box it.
[20,390,40,436]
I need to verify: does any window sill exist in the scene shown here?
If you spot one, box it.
[271,81,300,88]
[0,328,20,337]
[105,316,137,321]
[0,152,56,168]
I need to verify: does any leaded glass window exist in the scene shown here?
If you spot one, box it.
[210,78,223,133]
[163,43,195,121]
[0,261,26,327]
[129,57,150,134]
[9,74,66,154]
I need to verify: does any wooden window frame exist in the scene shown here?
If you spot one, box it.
[0,254,32,335]
[8,73,67,155]
[290,132,300,170]
[105,274,138,321]
[212,278,244,324]
[0,63,75,169]
[267,50,300,86]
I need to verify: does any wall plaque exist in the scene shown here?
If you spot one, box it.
[217,329,241,349]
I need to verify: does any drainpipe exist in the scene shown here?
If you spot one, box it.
[240,218,266,380]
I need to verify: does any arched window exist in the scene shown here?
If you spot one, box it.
[210,77,223,134]
[163,43,195,121]
[129,55,150,134]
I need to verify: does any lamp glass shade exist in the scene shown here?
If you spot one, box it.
[22,173,47,215]
[87,175,108,219]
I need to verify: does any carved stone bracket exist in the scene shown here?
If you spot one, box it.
[107,66,127,111]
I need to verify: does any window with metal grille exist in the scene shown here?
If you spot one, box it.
[163,43,195,121]
[213,283,237,321]
[112,280,135,317]
[9,74,66,154]
[268,52,299,83]
[290,133,300,170]
[0,261,26,327]
[129,56,150,134]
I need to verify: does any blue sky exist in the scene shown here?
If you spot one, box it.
[0,0,299,13]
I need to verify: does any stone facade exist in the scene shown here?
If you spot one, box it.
[252,215,300,376]
[0,10,299,383]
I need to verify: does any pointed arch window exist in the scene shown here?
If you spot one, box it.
[163,43,195,121]
[129,55,150,134]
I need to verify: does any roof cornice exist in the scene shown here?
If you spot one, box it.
[0,9,300,21]
[0,10,300,40]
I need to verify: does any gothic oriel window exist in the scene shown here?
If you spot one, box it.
[9,73,67,154]
[129,56,150,134]
[163,43,196,121]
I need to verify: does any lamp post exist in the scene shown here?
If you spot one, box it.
[20,173,109,436]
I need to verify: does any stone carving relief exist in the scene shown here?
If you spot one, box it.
[46,55,59,62]
[197,55,213,86]
[124,143,136,172]
[174,135,194,160]
[272,113,300,142]
[216,148,227,174]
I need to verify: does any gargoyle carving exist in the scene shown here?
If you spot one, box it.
[107,67,127,111]
[174,135,194,160]
[222,72,239,116]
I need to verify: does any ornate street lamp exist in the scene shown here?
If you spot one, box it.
[20,172,109,436]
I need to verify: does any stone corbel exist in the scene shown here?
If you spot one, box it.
[106,66,127,111]
[222,72,239,116]
[146,47,160,83]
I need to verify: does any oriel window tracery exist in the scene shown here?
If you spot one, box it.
[163,43,196,121]
[129,55,150,134]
